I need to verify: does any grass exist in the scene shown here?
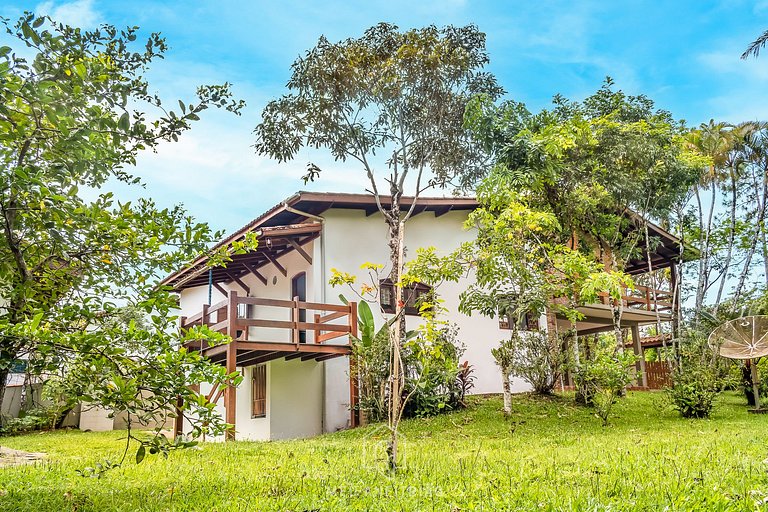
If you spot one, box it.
[2,391,768,511]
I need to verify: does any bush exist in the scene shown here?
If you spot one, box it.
[0,406,59,436]
[668,366,719,418]
[506,330,564,395]
[352,319,469,421]
[574,350,635,426]
[402,324,467,418]
[668,333,721,419]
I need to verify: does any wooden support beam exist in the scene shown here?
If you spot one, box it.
[239,351,281,367]
[349,353,359,428]
[213,282,228,298]
[575,325,615,337]
[286,238,312,264]
[315,353,345,362]
[631,324,648,388]
[264,251,287,277]
[226,271,250,295]
[242,261,268,286]
[284,353,304,361]
[434,205,453,217]
[224,291,238,441]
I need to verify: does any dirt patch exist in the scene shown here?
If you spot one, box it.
[0,447,46,467]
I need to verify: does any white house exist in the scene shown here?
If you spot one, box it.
[161,191,684,441]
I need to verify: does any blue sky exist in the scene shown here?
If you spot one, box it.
[3,0,768,235]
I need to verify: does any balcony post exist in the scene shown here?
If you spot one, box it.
[224,290,238,441]
[292,296,300,345]
[631,324,647,388]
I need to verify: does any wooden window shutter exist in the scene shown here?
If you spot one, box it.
[251,365,266,418]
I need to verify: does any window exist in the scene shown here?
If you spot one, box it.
[499,311,540,331]
[379,279,432,316]
[237,302,254,319]
[251,365,266,418]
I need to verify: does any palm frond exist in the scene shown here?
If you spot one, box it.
[742,29,768,59]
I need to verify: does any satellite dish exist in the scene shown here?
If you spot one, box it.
[709,316,768,413]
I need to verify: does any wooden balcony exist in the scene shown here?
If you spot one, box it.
[181,290,356,367]
[595,284,674,313]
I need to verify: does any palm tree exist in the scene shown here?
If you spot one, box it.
[743,29,768,59]
[685,121,735,318]
[732,123,768,303]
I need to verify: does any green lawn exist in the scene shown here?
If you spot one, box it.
[2,391,768,511]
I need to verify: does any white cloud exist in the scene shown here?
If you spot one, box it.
[35,0,100,28]
[697,47,768,121]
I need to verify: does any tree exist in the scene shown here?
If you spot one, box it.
[465,79,699,348]
[0,13,245,461]
[404,170,618,411]
[254,23,501,470]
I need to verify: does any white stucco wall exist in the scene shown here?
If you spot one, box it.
[236,365,270,441]
[320,208,531,408]
[269,358,323,440]
[79,405,114,432]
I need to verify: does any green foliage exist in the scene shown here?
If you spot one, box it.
[0,12,245,464]
[496,330,564,395]
[668,333,722,419]
[466,79,698,273]
[0,406,58,436]
[254,23,502,190]
[403,323,467,418]
[669,365,719,419]
[574,350,636,426]
[352,318,469,421]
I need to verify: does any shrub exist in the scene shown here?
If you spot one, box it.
[0,406,58,436]
[402,324,467,418]
[507,330,564,395]
[352,315,468,421]
[574,350,635,426]
[668,365,719,418]
[668,332,721,419]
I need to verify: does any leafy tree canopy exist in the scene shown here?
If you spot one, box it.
[0,12,245,461]
[465,78,702,269]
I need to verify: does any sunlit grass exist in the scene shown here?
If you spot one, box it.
[2,391,768,511]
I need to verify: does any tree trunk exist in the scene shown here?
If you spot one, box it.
[501,365,512,415]
[714,173,738,313]
[761,222,768,286]
[0,368,9,423]
[734,179,768,303]
[386,214,405,472]
[693,186,708,320]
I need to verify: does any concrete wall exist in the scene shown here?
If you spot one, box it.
[79,405,114,431]
[319,208,531,432]
[1,383,42,419]
[269,358,323,440]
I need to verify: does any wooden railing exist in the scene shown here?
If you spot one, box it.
[181,290,357,346]
[596,284,674,313]
[645,361,672,389]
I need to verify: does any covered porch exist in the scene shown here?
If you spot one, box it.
[176,290,359,440]
[555,283,677,389]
